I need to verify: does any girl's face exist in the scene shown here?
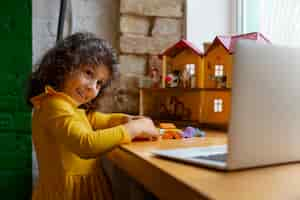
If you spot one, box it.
[62,64,111,106]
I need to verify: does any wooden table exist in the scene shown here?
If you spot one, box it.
[106,131,300,200]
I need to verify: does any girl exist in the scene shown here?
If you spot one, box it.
[27,32,159,200]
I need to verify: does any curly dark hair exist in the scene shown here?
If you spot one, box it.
[27,32,118,112]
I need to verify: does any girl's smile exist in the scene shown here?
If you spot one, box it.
[62,64,110,106]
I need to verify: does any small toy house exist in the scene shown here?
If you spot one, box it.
[156,39,231,125]
[159,39,204,88]
[204,32,271,88]
[139,33,271,128]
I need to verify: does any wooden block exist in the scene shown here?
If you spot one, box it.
[159,123,176,129]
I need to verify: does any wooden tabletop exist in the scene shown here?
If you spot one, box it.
[106,131,300,200]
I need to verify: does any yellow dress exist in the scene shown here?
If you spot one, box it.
[30,86,132,200]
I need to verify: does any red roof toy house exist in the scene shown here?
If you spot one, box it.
[159,39,204,88]
[157,39,231,126]
[139,34,271,127]
[204,32,271,88]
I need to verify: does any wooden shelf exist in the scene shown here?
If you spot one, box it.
[139,88,231,125]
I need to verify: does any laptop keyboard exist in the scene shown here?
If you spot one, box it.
[192,153,227,162]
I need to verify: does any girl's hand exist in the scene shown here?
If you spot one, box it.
[121,114,145,123]
[109,114,146,127]
[123,117,160,140]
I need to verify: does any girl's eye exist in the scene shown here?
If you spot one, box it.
[85,70,93,77]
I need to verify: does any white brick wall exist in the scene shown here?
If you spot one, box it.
[32,0,119,64]
[118,0,185,116]
[120,15,150,35]
[152,18,182,37]
[120,0,183,17]
[119,55,147,75]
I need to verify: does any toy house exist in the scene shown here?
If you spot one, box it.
[139,33,270,128]
[140,39,230,126]
[197,32,270,125]
[159,39,204,88]
[139,38,230,127]
[204,32,271,89]
[140,39,206,124]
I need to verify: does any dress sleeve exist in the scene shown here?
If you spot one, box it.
[41,98,131,159]
[87,111,128,129]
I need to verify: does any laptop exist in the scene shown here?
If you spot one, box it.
[152,40,300,170]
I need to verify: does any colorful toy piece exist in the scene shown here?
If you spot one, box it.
[181,126,206,138]
[165,70,180,88]
[162,130,182,139]
[182,126,196,138]
[159,122,183,139]
[159,123,176,129]
[194,128,206,137]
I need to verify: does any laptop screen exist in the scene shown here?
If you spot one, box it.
[227,40,300,169]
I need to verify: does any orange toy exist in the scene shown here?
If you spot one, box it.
[162,131,182,139]
[159,123,176,129]
[159,122,183,140]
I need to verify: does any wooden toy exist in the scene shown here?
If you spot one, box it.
[162,130,182,140]
[159,123,176,129]
[149,67,161,88]
[159,123,183,140]
[204,32,270,88]
[139,33,271,128]
[159,39,204,88]
[181,68,190,88]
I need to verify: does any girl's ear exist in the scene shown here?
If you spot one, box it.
[100,78,112,92]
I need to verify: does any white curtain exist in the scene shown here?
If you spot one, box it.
[259,0,300,47]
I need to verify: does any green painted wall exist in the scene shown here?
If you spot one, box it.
[0,0,32,199]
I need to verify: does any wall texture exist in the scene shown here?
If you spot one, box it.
[98,0,185,114]
[33,0,120,65]
[0,0,32,198]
